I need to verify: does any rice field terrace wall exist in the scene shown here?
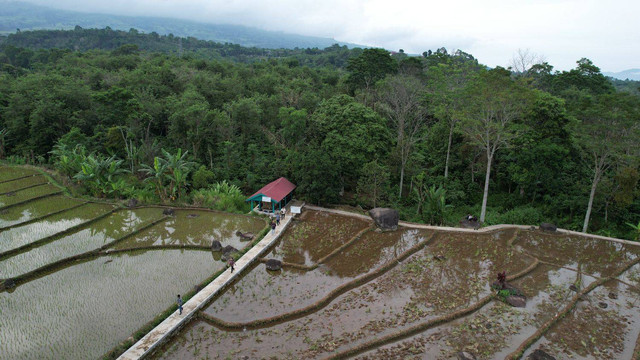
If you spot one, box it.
[154,208,640,360]
[0,165,267,360]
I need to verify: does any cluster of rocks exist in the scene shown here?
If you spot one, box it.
[210,241,238,261]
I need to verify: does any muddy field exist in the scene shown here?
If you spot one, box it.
[156,211,640,360]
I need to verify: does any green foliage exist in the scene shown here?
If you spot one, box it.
[626,221,640,241]
[191,181,248,213]
[192,165,215,190]
[1,30,639,239]
[422,185,450,225]
[140,148,194,202]
[346,48,397,92]
[73,153,129,197]
[356,159,390,208]
[487,206,544,226]
[49,143,87,177]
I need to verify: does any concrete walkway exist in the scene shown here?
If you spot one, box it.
[118,206,296,360]
[304,205,640,247]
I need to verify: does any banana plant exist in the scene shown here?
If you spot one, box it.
[627,221,640,241]
[423,185,450,225]
[74,154,128,197]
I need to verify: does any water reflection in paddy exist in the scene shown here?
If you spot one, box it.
[0,249,223,360]
[523,280,640,360]
[266,210,371,266]
[514,230,640,277]
[111,209,265,250]
[0,208,162,278]
[0,183,61,208]
[0,194,87,228]
[0,174,47,193]
[0,202,115,253]
[203,221,430,324]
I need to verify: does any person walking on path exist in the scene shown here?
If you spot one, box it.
[271,220,276,234]
[281,208,286,220]
[228,258,235,273]
[177,294,183,315]
[276,212,281,226]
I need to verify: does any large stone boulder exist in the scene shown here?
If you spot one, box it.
[456,352,476,360]
[127,198,138,208]
[162,208,176,216]
[460,218,480,230]
[236,231,255,240]
[265,259,282,271]
[527,349,556,360]
[211,240,222,252]
[368,208,399,230]
[221,245,239,261]
[505,295,527,308]
[539,223,557,232]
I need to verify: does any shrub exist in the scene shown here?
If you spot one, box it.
[496,206,544,226]
[191,181,248,214]
[192,165,215,190]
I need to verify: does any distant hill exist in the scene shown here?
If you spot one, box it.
[0,1,362,50]
[603,69,640,81]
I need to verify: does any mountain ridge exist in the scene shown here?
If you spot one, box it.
[603,68,640,81]
[0,1,363,50]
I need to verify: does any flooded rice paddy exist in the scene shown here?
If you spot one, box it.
[157,209,640,360]
[2,165,639,359]
[0,165,267,359]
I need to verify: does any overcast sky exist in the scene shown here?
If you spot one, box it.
[24,0,639,72]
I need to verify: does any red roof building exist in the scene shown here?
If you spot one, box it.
[246,177,296,212]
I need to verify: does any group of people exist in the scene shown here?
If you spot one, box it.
[270,208,286,234]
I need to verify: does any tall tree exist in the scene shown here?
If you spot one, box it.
[577,92,640,232]
[357,159,390,208]
[377,74,429,198]
[426,58,478,179]
[346,48,397,104]
[462,68,528,223]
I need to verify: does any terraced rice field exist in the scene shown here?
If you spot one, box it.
[0,165,266,359]
[156,209,640,360]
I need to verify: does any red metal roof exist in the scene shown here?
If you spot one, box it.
[248,177,296,202]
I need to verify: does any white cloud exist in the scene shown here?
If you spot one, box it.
[22,0,640,71]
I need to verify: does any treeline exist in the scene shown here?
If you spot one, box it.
[0,27,358,68]
[0,34,638,240]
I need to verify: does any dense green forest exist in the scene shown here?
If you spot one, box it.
[1,28,639,240]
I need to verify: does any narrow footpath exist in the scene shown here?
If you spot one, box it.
[304,205,640,247]
[118,206,297,360]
